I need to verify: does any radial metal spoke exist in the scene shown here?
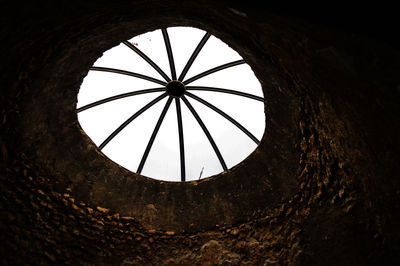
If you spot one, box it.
[178,32,211,81]
[181,96,227,171]
[186,86,264,102]
[183,59,245,85]
[123,41,171,82]
[137,97,173,174]
[161,28,177,80]
[175,98,186,181]
[185,91,260,144]
[98,93,168,150]
[90,66,167,86]
[77,88,166,113]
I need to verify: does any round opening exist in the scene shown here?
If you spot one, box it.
[166,80,185,97]
[77,26,266,182]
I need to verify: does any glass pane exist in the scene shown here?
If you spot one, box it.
[180,100,224,181]
[101,97,168,172]
[188,91,265,140]
[185,35,242,81]
[186,97,258,168]
[167,27,207,79]
[77,71,163,108]
[78,92,164,145]
[187,64,264,97]
[93,40,166,81]
[141,100,181,181]
[127,29,171,80]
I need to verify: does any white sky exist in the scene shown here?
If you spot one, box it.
[77,27,265,182]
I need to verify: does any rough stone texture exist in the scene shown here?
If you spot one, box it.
[1,1,400,265]
[6,0,302,233]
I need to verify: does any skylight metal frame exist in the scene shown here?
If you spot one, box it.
[77,27,264,181]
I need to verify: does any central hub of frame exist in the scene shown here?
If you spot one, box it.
[166,80,185,97]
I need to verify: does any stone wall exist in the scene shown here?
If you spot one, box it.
[1,1,399,265]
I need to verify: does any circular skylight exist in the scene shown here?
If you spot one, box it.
[77,26,265,182]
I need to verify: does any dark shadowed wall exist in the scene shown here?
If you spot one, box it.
[1,1,399,265]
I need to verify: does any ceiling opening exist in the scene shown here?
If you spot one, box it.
[77,26,265,182]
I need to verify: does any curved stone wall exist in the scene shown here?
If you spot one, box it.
[1,1,399,265]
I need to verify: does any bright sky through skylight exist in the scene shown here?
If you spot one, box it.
[77,27,265,182]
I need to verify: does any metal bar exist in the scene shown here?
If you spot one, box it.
[183,59,245,85]
[90,66,167,86]
[186,86,264,102]
[178,32,211,81]
[123,41,171,82]
[137,97,173,174]
[175,98,186,181]
[185,91,260,144]
[99,93,168,150]
[161,28,177,80]
[181,96,227,171]
[77,88,166,113]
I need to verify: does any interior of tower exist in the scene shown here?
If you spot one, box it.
[1,1,399,265]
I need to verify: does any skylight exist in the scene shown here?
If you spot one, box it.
[77,26,265,182]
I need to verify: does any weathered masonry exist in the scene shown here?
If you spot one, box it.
[1,1,399,265]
